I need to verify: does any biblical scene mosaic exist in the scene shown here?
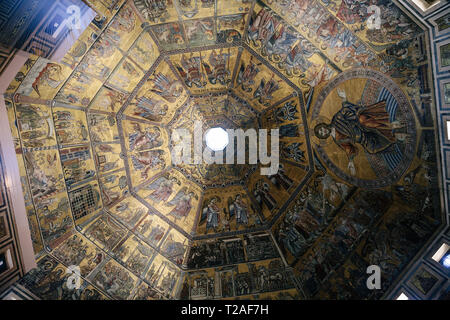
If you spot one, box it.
[3,0,444,300]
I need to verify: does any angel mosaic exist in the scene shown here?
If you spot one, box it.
[203,49,232,86]
[201,196,221,233]
[253,74,281,106]
[148,72,183,103]
[236,56,262,92]
[175,54,207,88]
[268,164,294,191]
[130,96,168,122]
[229,194,250,227]
[253,179,277,212]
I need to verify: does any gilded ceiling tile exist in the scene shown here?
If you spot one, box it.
[145,253,181,299]
[112,234,155,277]
[128,32,160,71]
[82,214,128,251]
[132,0,180,25]
[126,60,188,124]
[134,212,170,248]
[68,181,103,224]
[88,0,127,26]
[122,120,168,153]
[234,49,294,111]
[151,22,187,51]
[78,35,124,81]
[60,144,97,190]
[14,103,58,148]
[183,17,216,46]
[92,258,138,299]
[5,55,39,96]
[132,282,162,300]
[89,86,129,113]
[317,0,421,49]
[33,192,72,249]
[98,171,128,207]
[15,58,73,100]
[53,106,90,146]
[137,168,201,234]
[61,24,99,69]
[217,13,248,45]
[107,57,146,93]
[108,196,148,229]
[93,142,124,175]
[17,255,79,299]
[128,148,169,186]
[52,233,104,277]
[88,112,120,143]
[271,170,353,265]
[198,186,261,235]
[183,269,216,299]
[55,71,104,107]
[170,47,239,94]
[175,0,215,20]
[216,0,253,16]
[105,2,143,52]
[160,227,189,266]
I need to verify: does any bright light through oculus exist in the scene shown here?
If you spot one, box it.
[205,127,229,151]
[443,254,450,268]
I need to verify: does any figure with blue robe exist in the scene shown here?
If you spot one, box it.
[314,89,395,175]
[229,194,249,227]
[201,197,220,233]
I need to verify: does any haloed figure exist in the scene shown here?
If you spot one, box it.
[231,194,249,227]
[166,190,194,220]
[204,197,220,233]
[314,88,396,176]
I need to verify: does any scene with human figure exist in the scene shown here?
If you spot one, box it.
[1,0,446,301]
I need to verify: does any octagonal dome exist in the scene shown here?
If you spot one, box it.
[3,0,445,301]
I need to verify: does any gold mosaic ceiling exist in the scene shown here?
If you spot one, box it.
[4,0,444,300]
[6,0,314,239]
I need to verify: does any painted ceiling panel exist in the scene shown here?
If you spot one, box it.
[127,32,160,71]
[16,59,73,100]
[170,47,239,94]
[89,85,129,113]
[233,48,296,111]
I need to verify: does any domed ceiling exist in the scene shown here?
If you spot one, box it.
[3,0,444,300]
